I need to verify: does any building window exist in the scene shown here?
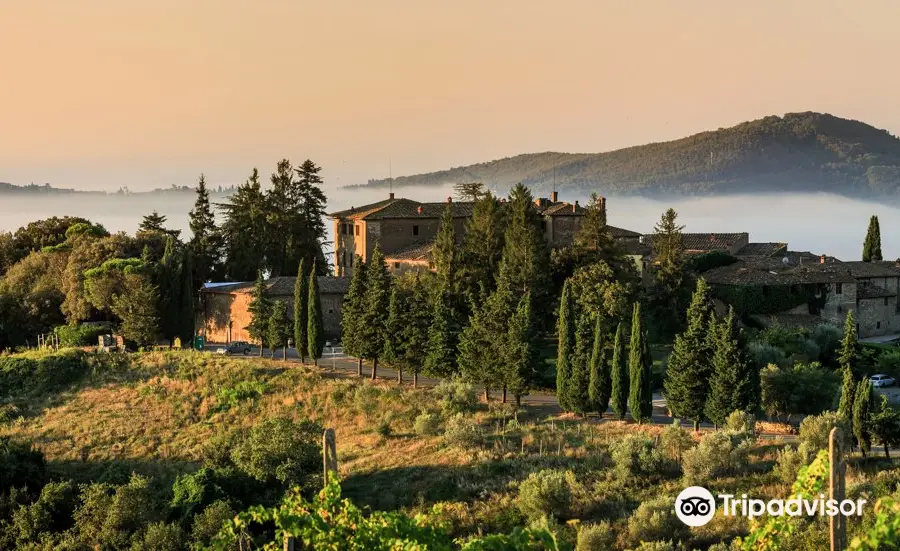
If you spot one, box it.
[355,225,360,236]
[838,305,843,314]
[541,221,547,231]
[393,262,400,269]
[857,323,860,334]
[885,298,890,306]
[328,309,333,314]
[836,283,842,295]
[877,321,882,329]
[413,225,419,236]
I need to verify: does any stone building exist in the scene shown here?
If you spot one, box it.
[330,191,643,276]
[199,276,350,344]
[843,261,900,337]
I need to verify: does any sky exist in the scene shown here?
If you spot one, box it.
[2,1,900,191]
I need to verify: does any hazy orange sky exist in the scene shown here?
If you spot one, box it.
[3,1,899,191]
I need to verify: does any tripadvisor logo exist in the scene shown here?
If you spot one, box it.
[675,486,866,527]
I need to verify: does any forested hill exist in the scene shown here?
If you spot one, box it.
[361,112,900,198]
[0,182,236,196]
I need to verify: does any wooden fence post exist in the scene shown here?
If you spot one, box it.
[323,428,338,483]
[829,427,846,551]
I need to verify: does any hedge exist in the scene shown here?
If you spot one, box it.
[711,284,828,315]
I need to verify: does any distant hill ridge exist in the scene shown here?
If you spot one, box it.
[0,182,235,196]
[361,112,900,198]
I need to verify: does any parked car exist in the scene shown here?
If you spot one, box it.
[216,341,252,355]
[871,374,896,388]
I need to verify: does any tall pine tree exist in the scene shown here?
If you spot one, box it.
[424,280,459,378]
[497,184,551,322]
[188,174,222,288]
[458,283,513,400]
[246,270,271,356]
[358,245,390,380]
[383,275,431,387]
[556,280,575,411]
[383,285,409,384]
[341,256,368,376]
[433,202,457,291]
[307,263,324,366]
[158,235,182,345]
[862,215,883,262]
[293,259,309,362]
[588,317,611,415]
[663,277,714,430]
[704,307,757,426]
[610,322,628,420]
[178,248,195,345]
[504,292,538,407]
[629,303,652,424]
[294,160,329,273]
[458,193,506,308]
[220,169,268,281]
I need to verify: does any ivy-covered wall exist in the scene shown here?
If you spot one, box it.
[711,283,828,315]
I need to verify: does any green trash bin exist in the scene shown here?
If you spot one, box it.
[193,335,205,351]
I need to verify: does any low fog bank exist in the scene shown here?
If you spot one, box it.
[2,186,896,263]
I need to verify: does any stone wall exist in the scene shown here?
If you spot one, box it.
[821,281,857,326]
[545,216,582,248]
[856,295,900,338]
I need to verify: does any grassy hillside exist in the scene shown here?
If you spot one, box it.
[363,112,900,199]
[2,349,899,549]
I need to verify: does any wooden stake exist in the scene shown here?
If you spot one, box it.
[829,427,846,551]
[323,428,338,483]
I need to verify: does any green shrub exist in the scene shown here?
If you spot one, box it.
[682,430,753,485]
[0,403,22,424]
[0,436,47,494]
[8,480,76,548]
[773,446,806,486]
[748,342,786,368]
[215,380,268,411]
[414,411,441,436]
[515,470,573,523]
[660,421,695,462]
[724,410,756,436]
[53,324,108,347]
[633,541,687,551]
[760,361,841,418]
[229,418,322,490]
[170,468,226,520]
[610,434,667,479]
[0,349,93,396]
[627,496,688,547]
[576,521,615,551]
[72,474,161,550]
[190,500,235,550]
[353,384,381,419]
[131,522,184,551]
[376,419,393,437]
[810,324,842,363]
[434,379,477,415]
[798,411,850,458]
[443,413,483,451]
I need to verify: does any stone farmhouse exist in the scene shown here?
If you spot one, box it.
[198,276,350,343]
[329,192,645,277]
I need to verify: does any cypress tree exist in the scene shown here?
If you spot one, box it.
[341,256,367,376]
[158,235,181,345]
[458,193,506,308]
[383,285,408,384]
[358,246,391,380]
[458,283,513,400]
[505,292,537,408]
[424,281,459,378]
[862,215,883,262]
[556,280,575,411]
[497,184,551,321]
[307,263,324,366]
[704,307,756,426]
[402,276,432,387]
[629,303,652,424]
[293,259,308,362]
[246,270,271,356]
[433,202,457,290]
[179,248,195,346]
[610,322,628,420]
[220,169,268,281]
[663,277,715,431]
[588,317,611,415]
[837,311,857,420]
[853,378,873,458]
[267,299,289,360]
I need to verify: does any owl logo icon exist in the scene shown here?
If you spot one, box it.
[675,486,716,526]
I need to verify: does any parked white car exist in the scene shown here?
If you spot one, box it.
[871,374,896,388]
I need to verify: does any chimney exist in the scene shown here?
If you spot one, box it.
[551,191,559,202]
[389,192,395,200]
[572,201,579,213]
[447,196,452,204]
[600,196,607,215]
[820,255,826,264]
[417,205,423,215]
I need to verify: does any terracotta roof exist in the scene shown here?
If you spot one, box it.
[843,261,900,279]
[201,276,351,296]
[857,282,896,299]
[385,240,434,262]
[703,254,856,285]
[539,202,586,216]
[736,242,788,257]
[330,198,474,220]
[608,225,642,239]
[619,240,652,256]
[642,232,749,253]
